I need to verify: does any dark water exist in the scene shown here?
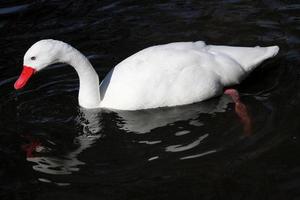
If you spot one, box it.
[0,0,300,199]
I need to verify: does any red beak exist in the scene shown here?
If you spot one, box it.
[14,66,36,90]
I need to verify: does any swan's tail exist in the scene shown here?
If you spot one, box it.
[209,45,280,72]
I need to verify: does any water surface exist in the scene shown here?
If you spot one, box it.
[0,0,300,199]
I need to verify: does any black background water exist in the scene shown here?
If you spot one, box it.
[0,0,300,199]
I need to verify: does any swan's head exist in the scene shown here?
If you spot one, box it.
[14,39,65,90]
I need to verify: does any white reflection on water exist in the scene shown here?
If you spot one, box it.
[180,150,217,160]
[175,130,191,136]
[116,95,232,134]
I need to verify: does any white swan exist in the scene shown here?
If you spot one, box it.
[14,39,279,110]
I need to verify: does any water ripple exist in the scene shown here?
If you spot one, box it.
[166,134,209,153]
[0,4,30,15]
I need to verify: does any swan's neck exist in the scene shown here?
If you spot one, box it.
[63,46,100,108]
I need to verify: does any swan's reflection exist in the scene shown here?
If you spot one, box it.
[115,95,232,134]
[23,95,246,176]
[23,109,103,175]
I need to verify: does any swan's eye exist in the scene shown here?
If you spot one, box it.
[30,56,36,60]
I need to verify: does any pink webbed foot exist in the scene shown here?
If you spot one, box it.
[224,89,252,136]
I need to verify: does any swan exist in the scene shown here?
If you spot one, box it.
[14,39,279,110]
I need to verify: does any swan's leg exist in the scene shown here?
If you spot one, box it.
[224,89,252,135]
